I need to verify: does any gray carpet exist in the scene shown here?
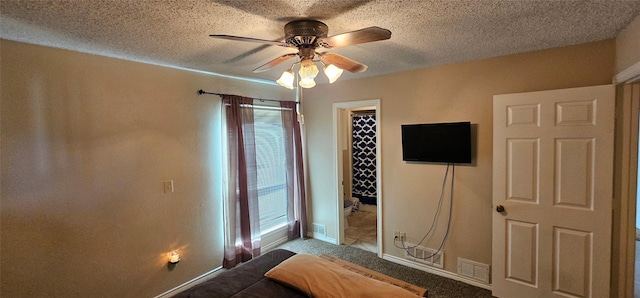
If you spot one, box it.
[276,238,494,298]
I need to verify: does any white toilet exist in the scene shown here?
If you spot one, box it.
[343,198,360,229]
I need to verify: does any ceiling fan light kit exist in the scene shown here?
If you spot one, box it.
[298,59,319,86]
[323,64,344,84]
[298,77,317,89]
[276,69,295,89]
[210,19,391,89]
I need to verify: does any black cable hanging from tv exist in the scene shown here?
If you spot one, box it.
[394,163,455,260]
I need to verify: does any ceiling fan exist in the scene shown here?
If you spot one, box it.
[210,19,392,88]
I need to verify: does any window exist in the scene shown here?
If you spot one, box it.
[221,96,305,267]
[253,107,287,235]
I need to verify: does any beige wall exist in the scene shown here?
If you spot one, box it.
[303,40,615,274]
[0,36,619,295]
[0,40,291,297]
[616,14,640,74]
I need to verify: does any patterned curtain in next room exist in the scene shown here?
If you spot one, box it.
[351,113,377,205]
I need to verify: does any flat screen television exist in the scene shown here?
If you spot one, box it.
[401,122,471,163]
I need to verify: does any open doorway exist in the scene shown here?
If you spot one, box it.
[344,109,377,252]
[333,100,382,257]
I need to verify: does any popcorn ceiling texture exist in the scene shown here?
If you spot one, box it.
[1,0,639,84]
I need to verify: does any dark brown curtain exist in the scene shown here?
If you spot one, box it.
[222,95,261,268]
[280,101,308,239]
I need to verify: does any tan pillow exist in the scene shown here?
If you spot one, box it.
[264,254,418,298]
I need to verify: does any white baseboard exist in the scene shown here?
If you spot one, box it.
[309,233,338,245]
[382,253,492,291]
[262,235,290,253]
[154,266,224,298]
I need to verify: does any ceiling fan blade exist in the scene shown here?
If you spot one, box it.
[210,34,290,47]
[319,52,367,73]
[318,27,391,49]
[253,53,297,73]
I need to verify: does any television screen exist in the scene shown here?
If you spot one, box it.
[401,122,471,163]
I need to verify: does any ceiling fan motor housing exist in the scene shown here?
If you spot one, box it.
[284,20,328,38]
[285,20,328,51]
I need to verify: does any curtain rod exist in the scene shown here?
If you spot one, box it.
[197,89,299,104]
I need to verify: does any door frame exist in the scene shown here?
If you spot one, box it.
[614,81,640,297]
[332,99,382,257]
[613,61,640,298]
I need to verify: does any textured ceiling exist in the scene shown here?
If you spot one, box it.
[1,0,640,85]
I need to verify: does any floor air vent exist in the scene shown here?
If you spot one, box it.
[457,258,490,284]
[403,243,444,268]
[312,223,326,237]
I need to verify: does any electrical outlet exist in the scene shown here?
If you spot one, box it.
[393,231,407,241]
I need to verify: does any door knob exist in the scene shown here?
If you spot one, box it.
[496,205,505,213]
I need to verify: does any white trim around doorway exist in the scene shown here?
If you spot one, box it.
[614,60,640,297]
[332,99,382,258]
[615,61,640,84]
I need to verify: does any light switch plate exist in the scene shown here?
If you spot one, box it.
[164,180,174,193]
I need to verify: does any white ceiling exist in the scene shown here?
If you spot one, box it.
[2,0,640,85]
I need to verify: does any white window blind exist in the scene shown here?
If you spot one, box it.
[253,107,287,234]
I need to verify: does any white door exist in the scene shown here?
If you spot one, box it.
[492,85,615,298]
